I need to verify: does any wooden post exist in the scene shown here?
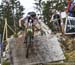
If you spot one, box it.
[1,18,8,65]
[5,18,8,41]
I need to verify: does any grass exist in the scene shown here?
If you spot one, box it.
[3,60,10,65]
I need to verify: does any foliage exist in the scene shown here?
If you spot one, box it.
[42,1,51,25]
[34,0,42,14]
[0,0,24,37]
[3,60,10,65]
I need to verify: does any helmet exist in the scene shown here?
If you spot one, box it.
[27,11,36,17]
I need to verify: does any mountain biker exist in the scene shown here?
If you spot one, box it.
[19,11,40,43]
[50,10,61,32]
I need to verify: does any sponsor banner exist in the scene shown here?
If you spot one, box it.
[64,16,75,34]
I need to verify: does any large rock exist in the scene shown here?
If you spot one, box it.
[7,34,65,65]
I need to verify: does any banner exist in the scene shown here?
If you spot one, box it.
[64,16,75,34]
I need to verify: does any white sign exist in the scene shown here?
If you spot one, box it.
[64,16,75,34]
[61,12,67,18]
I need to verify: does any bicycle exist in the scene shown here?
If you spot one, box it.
[25,23,41,58]
[25,21,34,58]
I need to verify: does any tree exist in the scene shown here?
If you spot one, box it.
[34,0,42,15]
[0,0,25,37]
[42,1,51,24]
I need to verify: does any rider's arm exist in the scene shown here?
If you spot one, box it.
[24,18,28,29]
[50,15,54,23]
[19,17,24,27]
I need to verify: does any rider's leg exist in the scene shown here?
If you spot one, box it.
[24,27,27,44]
[24,23,29,44]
